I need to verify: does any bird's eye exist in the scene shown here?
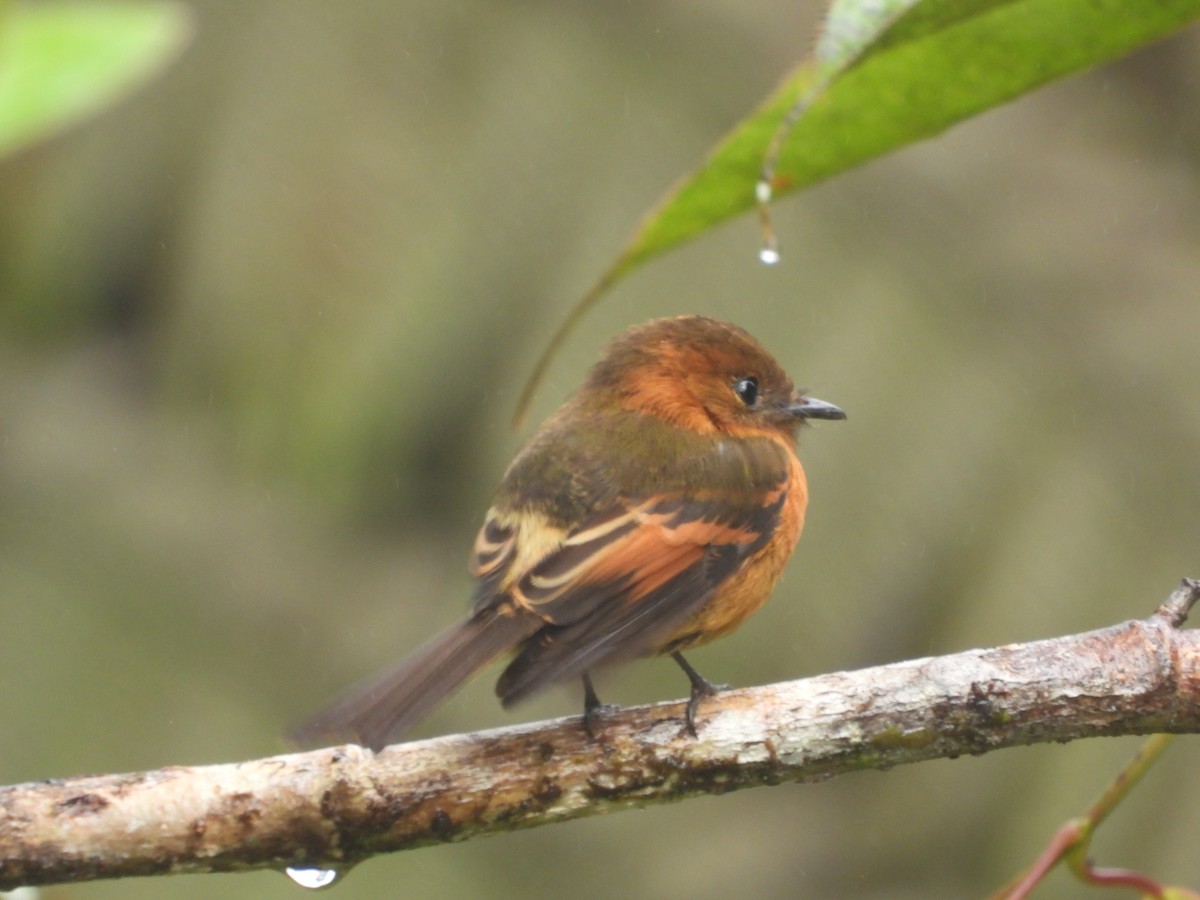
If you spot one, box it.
[732,376,759,407]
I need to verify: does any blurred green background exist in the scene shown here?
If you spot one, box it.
[2,2,1199,898]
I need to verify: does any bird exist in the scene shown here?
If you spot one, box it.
[292,315,844,750]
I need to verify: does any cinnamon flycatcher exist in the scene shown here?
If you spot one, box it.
[294,315,844,749]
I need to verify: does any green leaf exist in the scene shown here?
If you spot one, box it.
[513,0,1200,421]
[0,1,193,158]
[637,0,1200,270]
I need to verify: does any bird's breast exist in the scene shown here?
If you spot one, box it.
[666,452,808,650]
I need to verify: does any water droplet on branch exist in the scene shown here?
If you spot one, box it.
[285,867,341,889]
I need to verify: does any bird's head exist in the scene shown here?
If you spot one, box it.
[586,315,845,440]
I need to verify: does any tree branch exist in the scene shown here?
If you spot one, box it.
[3,579,1198,891]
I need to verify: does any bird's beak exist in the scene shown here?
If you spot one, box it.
[788,395,846,421]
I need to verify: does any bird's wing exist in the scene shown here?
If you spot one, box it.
[470,436,795,706]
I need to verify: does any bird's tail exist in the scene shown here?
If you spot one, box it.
[291,612,539,751]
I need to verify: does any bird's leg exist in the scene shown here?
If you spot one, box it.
[671,652,729,737]
[581,672,614,739]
